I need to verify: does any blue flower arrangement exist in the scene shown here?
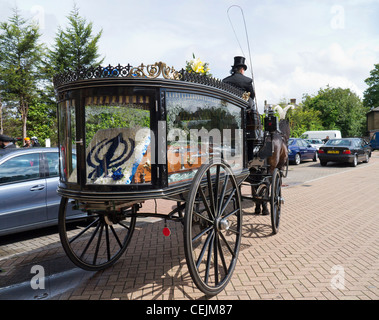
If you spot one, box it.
[111,167,124,181]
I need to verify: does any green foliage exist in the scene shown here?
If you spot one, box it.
[301,86,367,137]
[85,106,150,147]
[26,101,58,146]
[363,64,379,109]
[1,105,22,142]
[286,106,324,137]
[49,4,104,72]
[0,8,46,138]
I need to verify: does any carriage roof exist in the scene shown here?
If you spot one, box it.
[53,61,250,105]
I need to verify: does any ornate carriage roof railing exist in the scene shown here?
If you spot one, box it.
[53,62,248,101]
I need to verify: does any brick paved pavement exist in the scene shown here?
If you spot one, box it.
[1,153,379,300]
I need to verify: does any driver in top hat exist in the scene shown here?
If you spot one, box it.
[223,57,262,160]
[222,56,255,100]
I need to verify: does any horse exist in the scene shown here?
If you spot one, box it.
[253,118,291,215]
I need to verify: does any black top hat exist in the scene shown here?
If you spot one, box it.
[232,56,247,70]
[0,134,14,142]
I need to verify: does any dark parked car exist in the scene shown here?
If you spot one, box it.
[370,132,379,150]
[318,138,371,167]
[288,138,318,165]
[0,147,77,236]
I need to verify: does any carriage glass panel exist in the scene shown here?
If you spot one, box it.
[84,90,152,186]
[58,99,77,183]
[166,92,243,185]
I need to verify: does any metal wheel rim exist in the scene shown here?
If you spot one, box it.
[295,153,301,165]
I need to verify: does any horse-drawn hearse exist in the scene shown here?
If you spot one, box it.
[53,62,289,296]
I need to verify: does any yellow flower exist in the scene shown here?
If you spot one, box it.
[185,54,211,76]
[191,58,204,73]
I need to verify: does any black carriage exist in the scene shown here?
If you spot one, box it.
[53,62,284,296]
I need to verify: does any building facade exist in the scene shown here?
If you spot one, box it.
[367,107,379,137]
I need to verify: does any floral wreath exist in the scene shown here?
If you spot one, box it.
[185,53,211,76]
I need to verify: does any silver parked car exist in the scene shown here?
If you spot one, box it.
[304,138,324,150]
[0,147,76,236]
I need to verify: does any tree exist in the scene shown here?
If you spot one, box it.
[363,64,379,109]
[49,4,104,72]
[26,99,58,147]
[0,8,46,139]
[286,104,324,137]
[302,86,367,137]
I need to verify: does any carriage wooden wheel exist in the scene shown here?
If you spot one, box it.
[184,159,242,296]
[58,198,136,271]
[270,168,283,234]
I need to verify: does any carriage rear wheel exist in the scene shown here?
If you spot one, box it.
[184,160,242,296]
[58,197,136,271]
[270,168,283,234]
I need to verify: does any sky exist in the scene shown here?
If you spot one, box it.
[1,0,379,112]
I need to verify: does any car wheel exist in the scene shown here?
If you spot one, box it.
[295,153,301,165]
[313,152,318,162]
[363,153,370,163]
[351,155,358,167]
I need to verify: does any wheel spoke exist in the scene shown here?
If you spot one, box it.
[204,232,215,284]
[192,224,213,242]
[214,233,219,285]
[196,229,214,269]
[218,174,229,216]
[105,225,111,261]
[207,170,216,216]
[69,217,100,244]
[217,234,228,275]
[213,165,221,214]
[93,223,104,265]
[218,231,236,258]
[219,188,237,217]
[194,210,213,224]
[110,224,123,248]
[222,207,240,220]
[199,187,215,220]
[79,219,101,259]
[118,221,131,230]
[226,227,240,235]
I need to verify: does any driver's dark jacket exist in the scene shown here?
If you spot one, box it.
[222,73,255,100]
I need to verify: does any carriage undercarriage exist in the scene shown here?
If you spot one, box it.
[54,62,287,296]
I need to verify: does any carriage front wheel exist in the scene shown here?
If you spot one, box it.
[58,197,136,271]
[270,168,283,234]
[184,160,242,296]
